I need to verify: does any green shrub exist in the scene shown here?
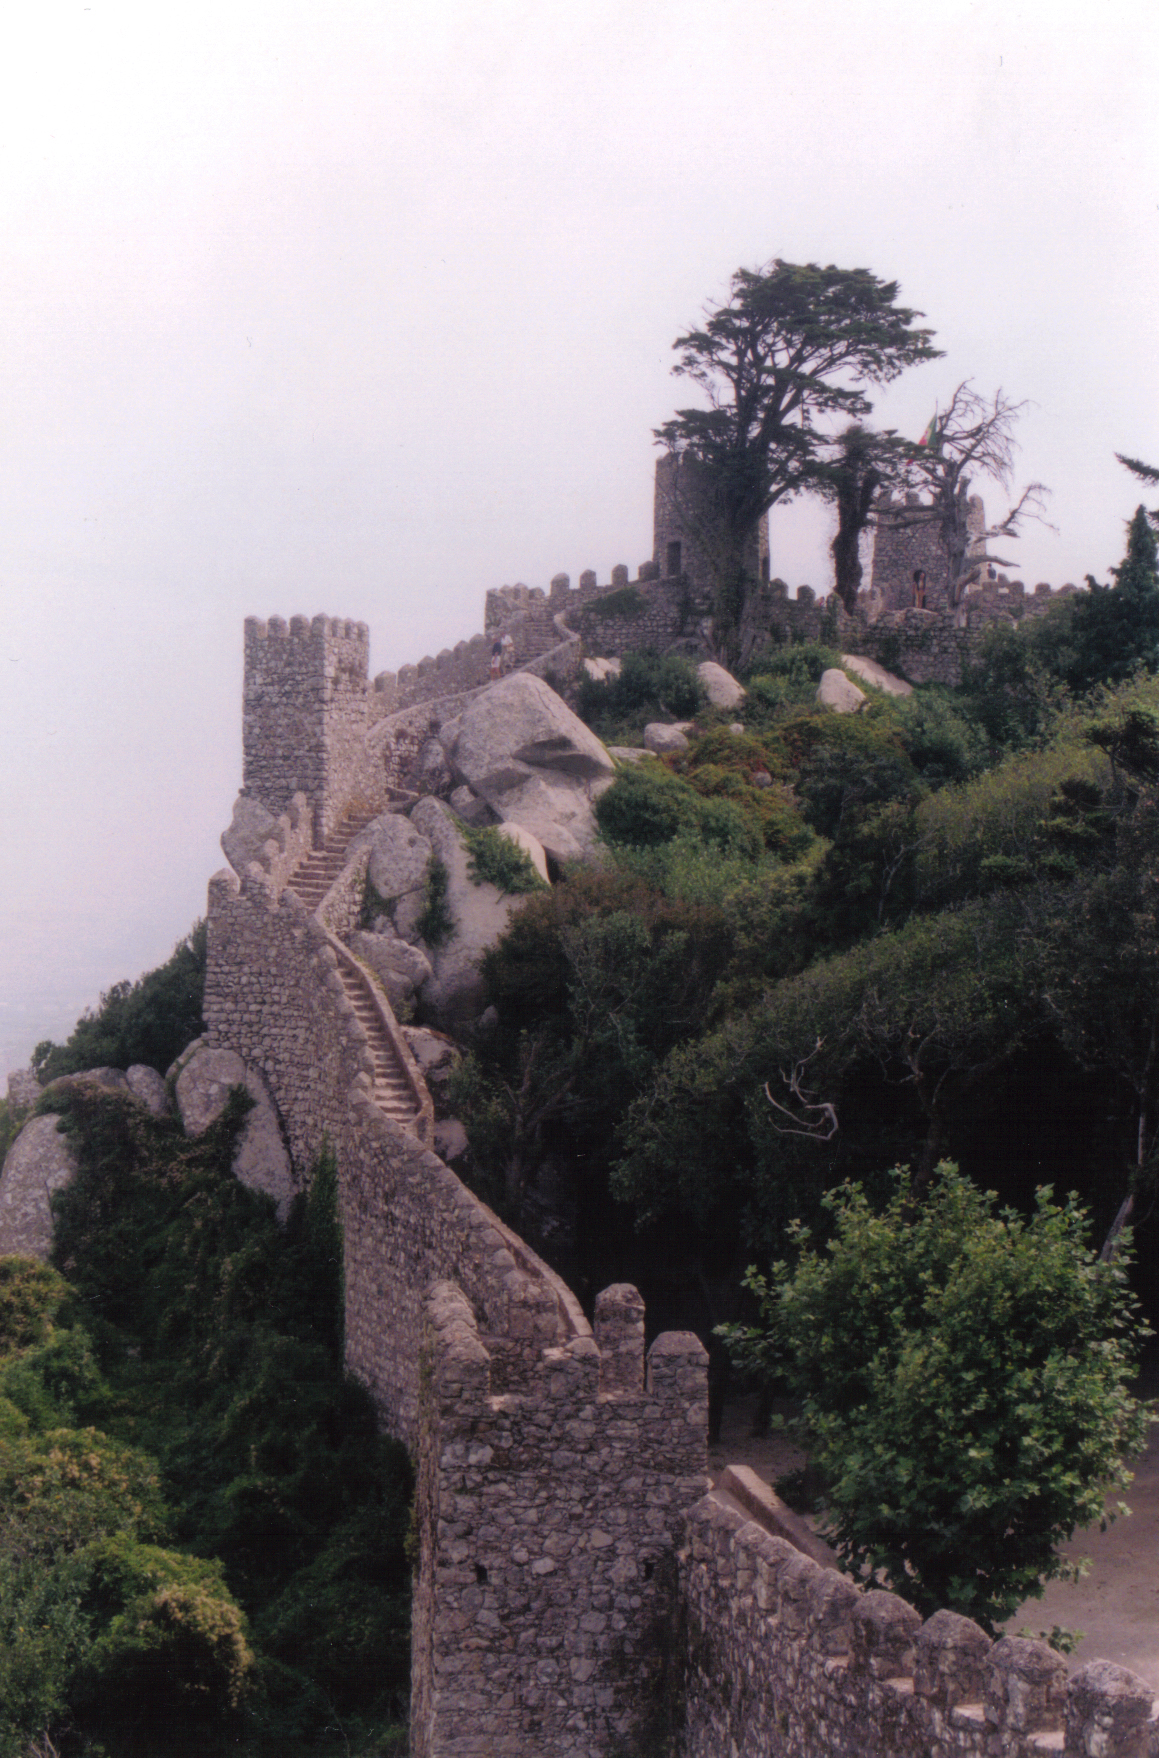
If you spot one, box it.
[576,648,704,739]
[360,870,396,930]
[0,1258,76,1356]
[721,1165,1153,1630]
[75,1535,254,1721]
[416,854,454,945]
[464,825,548,895]
[591,584,645,619]
[595,762,697,848]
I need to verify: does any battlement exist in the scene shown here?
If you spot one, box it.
[245,612,370,648]
[243,612,372,842]
[684,1488,1157,1757]
[216,597,1158,1756]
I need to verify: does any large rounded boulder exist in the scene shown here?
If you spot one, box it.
[439,673,615,865]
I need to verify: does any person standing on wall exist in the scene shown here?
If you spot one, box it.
[490,637,503,681]
[500,630,514,673]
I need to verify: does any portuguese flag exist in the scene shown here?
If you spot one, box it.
[917,412,939,449]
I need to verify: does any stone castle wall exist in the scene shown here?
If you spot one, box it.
[243,615,373,840]
[216,584,1157,1758]
[682,1488,1155,1758]
[203,854,710,1758]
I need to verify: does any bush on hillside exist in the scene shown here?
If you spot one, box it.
[0,1083,415,1755]
[721,1165,1152,1630]
[576,648,704,739]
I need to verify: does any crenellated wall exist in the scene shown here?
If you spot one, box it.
[243,615,373,840]
[214,589,1158,1758]
[203,856,710,1757]
[682,1484,1158,1757]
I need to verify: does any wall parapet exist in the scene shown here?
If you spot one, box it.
[682,1488,1157,1757]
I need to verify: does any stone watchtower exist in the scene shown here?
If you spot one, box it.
[242,614,370,842]
[869,492,988,613]
[652,454,769,591]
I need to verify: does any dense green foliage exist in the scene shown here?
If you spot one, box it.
[32,922,208,1081]
[720,1166,1152,1630]
[464,825,548,895]
[416,854,454,945]
[450,502,1159,1374]
[0,1088,410,1757]
[576,648,704,742]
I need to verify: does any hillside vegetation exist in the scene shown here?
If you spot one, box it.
[6,500,1159,1734]
[0,1088,410,1758]
[454,507,1159,1346]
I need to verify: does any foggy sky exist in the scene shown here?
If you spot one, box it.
[3,0,1158,1075]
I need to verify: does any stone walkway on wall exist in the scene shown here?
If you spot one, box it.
[285,808,432,1138]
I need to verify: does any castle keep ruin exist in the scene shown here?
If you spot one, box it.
[197,577,1159,1757]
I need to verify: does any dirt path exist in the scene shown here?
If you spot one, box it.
[710,1390,1159,1691]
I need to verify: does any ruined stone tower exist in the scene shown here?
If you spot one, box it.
[869,491,987,612]
[652,453,769,590]
[242,614,370,841]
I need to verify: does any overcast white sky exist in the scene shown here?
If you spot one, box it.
[2,0,1158,1076]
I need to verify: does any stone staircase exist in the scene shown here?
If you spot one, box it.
[287,808,431,1139]
[332,953,422,1126]
[286,810,378,911]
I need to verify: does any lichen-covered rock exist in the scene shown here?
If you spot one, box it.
[496,820,550,883]
[482,771,603,865]
[351,814,433,907]
[175,1046,249,1136]
[448,784,495,827]
[221,792,279,876]
[175,1046,295,1218]
[433,1118,469,1162]
[43,1067,129,1096]
[125,1064,170,1117]
[644,721,691,754]
[840,651,913,697]
[231,1066,296,1219]
[349,929,434,1009]
[447,671,614,787]
[6,1068,42,1109]
[817,668,868,713]
[697,661,745,709]
[401,1026,460,1080]
[0,1113,78,1258]
[409,796,523,1031]
[439,672,614,864]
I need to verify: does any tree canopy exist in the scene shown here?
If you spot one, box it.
[721,1165,1152,1631]
[655,260,940,659]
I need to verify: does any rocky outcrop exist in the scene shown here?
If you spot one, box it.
[0,1113,78,1259]
[125,1064,170,1117]
[173,1044,296,1217]
[697,660,745,709]
[495,821,550,884]
[817,668,868,713]
[348,929,434,1012]
[409,797,524,1031]
[840,652,913,697]
[438,672,615,864]
[644,721,691,754]
[221,793,279,876]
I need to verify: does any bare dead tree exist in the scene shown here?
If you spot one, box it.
[764,1038,839,1140]
[887,382,1052,604]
